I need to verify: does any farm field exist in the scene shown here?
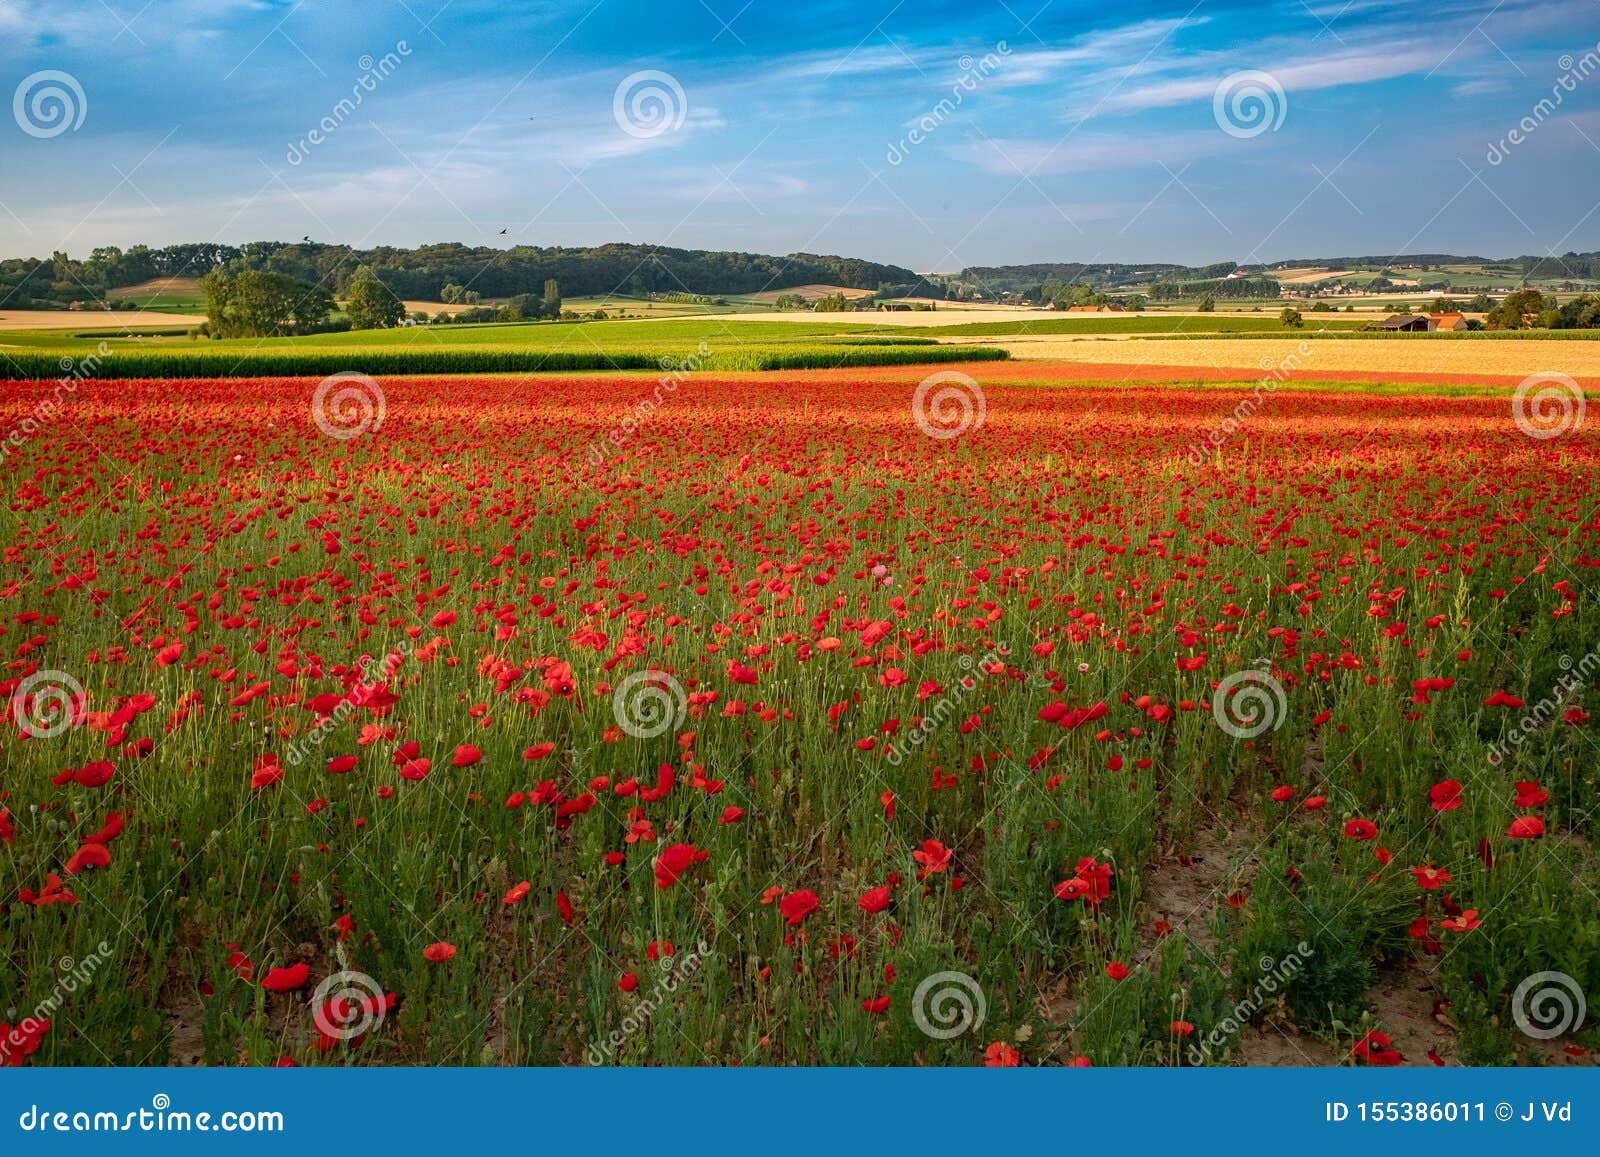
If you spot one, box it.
[2,368,1597,1068]
[0,309,202,331]
[0,317,1006,378]
[104,276,209,315]
[963,335,1600,378]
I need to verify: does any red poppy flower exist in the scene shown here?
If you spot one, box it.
[654,842,708,889]
[422,942,457,962]
[912,838,953,878]
[503,881,531,905]
[1428,780,1462,811]
[1343,819,1377,840]
[261,962,310,991]
[451,744,482,767]
[860,996,890,1014]
[1351,1030,1402,1065]
[858,885,892,914]
[1106,961,1129,981]
[250,754,284,790]
[62,843,112,874]
[1507,816,1545,839]
[1513,781,1548,808]
[778,889,820,925]
[1411,865,1451,890]
[984,1041,1021,1067]
[1054,877,1090,901]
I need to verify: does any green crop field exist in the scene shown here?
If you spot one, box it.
[0,317,1008,379]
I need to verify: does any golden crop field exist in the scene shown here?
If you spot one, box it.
[972,335,1600,378]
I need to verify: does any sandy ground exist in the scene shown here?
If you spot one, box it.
[696,308,1226,326]
[106,276,201,300]
[949,334,1600,378]
[742,284,876,304]
[401,300,480,316]
[0,309,203,330]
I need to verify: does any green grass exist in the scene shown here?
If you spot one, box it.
[0,318,1007,379]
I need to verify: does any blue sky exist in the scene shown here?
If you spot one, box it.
[0,0,1597,270]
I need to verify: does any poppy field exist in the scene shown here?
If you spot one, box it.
[3,366,1599,1068]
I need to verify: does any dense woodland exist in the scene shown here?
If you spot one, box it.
[0,241,916,309]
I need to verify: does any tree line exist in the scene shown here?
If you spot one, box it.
[0,240,914,310]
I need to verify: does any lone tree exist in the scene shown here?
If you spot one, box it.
[543,278,562,317]
[1485,288,1549,330]
[345,276,406,330]
[200,268,332,338]
[1278,306,1303,328]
